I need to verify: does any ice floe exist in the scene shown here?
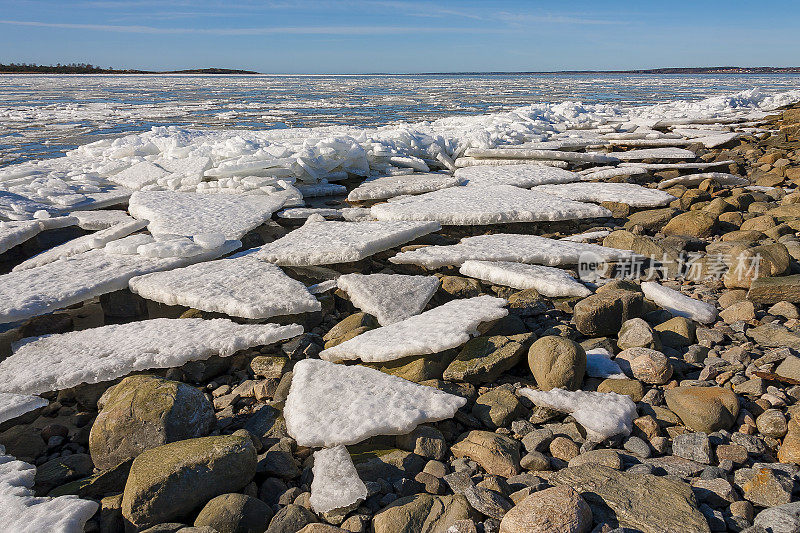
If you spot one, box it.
[284,358,466,447]
[464,147,619,164]
[255,219,440,265]
[585,348,627,380]
[454,158,570,169]
[641,281,718,324]
[336,273,439,325]
[370,185,611,225]
[530,182,676,207]
[108,161,170,190]
[613,148,696,161]
[0,216,78,254]
[560,230,611,242]
[319,295,507,363]
[656,172,750,190]
[0,319,302,395]
[310,446,368,514]
[454,164,583,188]
[0,393,48,425]
[347,173,463,202]
[129,256,321,319]
[518,388,637,441]
[459,260,590,297]
[69,209,136,230]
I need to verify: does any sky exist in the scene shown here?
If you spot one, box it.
[1,0,799,73]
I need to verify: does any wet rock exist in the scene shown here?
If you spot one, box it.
[444,335,531,384]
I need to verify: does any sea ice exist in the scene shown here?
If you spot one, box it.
[69,210,135,230]
[464,147,619,164]
[518,387,637,441]
[278,207,345,220]
[336,273,439,325]
[613,148,696,161]
[108,161,169,190]
[656,172,749,189]
[347,173,463,202]
[607,138,691,147]
[254,219,440,265]
[585,348,627,380]
[370,184,611,225]
[0,393,48,424]
[454,158,570,169]
[560,230,611,242]
[129,256,321,319]
[619,160,733,171]
[530,182,676,207]
[0,191,58,221]
[319,295,507,363]
[454,164,583,188]
[641,281,718,324]
[310,446,368,514]
[458,261,590,297]
[0,216,78,254]
[284,358,466,447]
[578,166,649,180]
[297,183,348,197]
[391,233,637,268]
[0,319,302,395]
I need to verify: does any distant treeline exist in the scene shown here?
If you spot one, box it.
[0,63,260,74]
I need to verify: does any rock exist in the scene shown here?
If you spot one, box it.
[551,465,710,533]
[624,207,680,231]
[372,494,472,533]
[440,275,483,299]
[617,318,659,350]
[719,300,756,323]
[756,409,788,438]
[778,419,800,464]
[48,458,132,498]
[663,211,717,237]
[664,386,739,433]
[472,389,526,429]
[742,468,794,507]
[748,275,800,304]
[573,291,644,336]
[443,335,530,384]
[450,431,521,478]
[775,355,800,382]
[366,352,454,383]
[353,448,425,483]
[549,436,579,462]
[463,484,513,520]
[615,347,673,384]
[748,323,800,351]
[250,356,291,379]
[596,379,644,402]
[498,486,592,533]
[0,424,46,462]
[266,504,318,533]
[753,501,800,533]
[724,243,791,289]
[567,449,623,470]
[691,478,738,507]
[769,301,800,319]
[33,453,94,495]
[397,426,448,461]
[673,433,712,464]
[297,525,346,533]
[528,336,586,391]
[323,313,378,348]
[194,493,274,533]
[654,317,696,348]
[121,434,257,529]
[520,451,550,471]
[90,375,215,470]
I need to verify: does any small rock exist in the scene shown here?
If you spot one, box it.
[472,389,526,429]
[615,347,673,384]
[673,433,712,464]
[451,431,521,478]
[498,486,592,533]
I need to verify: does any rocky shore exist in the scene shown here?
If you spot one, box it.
[2,101,800,533]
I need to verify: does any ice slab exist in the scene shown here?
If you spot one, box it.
[613,148,696,161]
[391,233,637,269]
[578,166,649,180]
[454,158,570,169]
[0,240,240,324]
[560,230,611,243]
[641,281,717,324]
[297,183,348,198]
[607,138,692,147]
[319,295,507,363]
[0,319,302,395]
[278,207,345,220]
[696,132,743,148]
[347,173,463,202]
[284,358,466,447]
[255,219,440,265]
[310,446,368,514]
[0,450,99,533]
[464,147,619,164]
[656,172,749,190]
[129,190,289,239]
[454,164,583,188]
[619,160,734,170]
[336,273,440,325]
[69,210,135,230]
[370,185,611,226]
[530,182,676,207]
[0,216,78,255]
[0,191,59,221]
[585,348,627,380]
[518,388,636,441]
[0,393,48,424]
[108,161,169,190]
[129,256,321,319]
[458,260,590,297]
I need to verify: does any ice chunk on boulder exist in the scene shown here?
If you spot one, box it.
[130,256,321,319]
[255,219,440,265]
[656,172,749,190]
[69,210,136,230]
[336,273,439,325]
[613,148,696,161]
[641,281,718,324]
[320,295,507,363]
[530,182,676,207]
[518,388,636,441]
[459,260,590,297]
[585,348,627,380]
[108,161,169,190]
[454,164,583,188]
[371,185,611,225]
[310,446,368,514]
[0,319,302,395]
[347,173,463,202]
[284,359,466,447]
[0,393,48,424]
[391,233,637,269]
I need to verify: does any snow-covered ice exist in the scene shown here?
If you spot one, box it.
[319,295,507,363]
[518,387,637,441]
[459,260,590,297]
[641,281,718,324]
[464,147,619,164]
[108,161,169,190]
[453,164,583,188]
[0,319,302,395]
[255,219,440,265]
[656,172,750,189]
[560,230,611,242]
[585,348,627,380]
[310,446,368,514]
[336,273,439,325]
[347,173,463,202]
[530,182,676,207]
[129,256,321,319]
[0,216,78,254]
[0,393,48,425]
[613,148,696,161]
[69,210,135,230]
[454,158,569,169]
[284,358,466,447]
[370,184,611,225]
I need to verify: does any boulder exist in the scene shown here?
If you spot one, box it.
[194,493,274,533]
[450,431,521,478]
[664,386,739,433]
[615,347,673,384]
[573,291,644,336]
[748,274,800,304]
[662,211,717,238]
[528,336,586,391]
[444,335,531,384]
[472,389,526,429]
[372,494,472,533]
[499,486,592,533]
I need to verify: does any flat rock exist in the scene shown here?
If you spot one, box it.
[372,494,471,533]
[747,274,800,304]
[664,386,739,433]
[450,430,521,477]
[444,335,529,384]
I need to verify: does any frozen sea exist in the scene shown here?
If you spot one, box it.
[2,73,800,167]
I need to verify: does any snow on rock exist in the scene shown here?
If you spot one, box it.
[518,387,637,441]
[284,358,466,447]
[585,348,627,380]
[656,172,749,190]
[255,219,440,266]
[319,295,507,363]
[0,216,78,254]
[0,449,99,533]
[0,393,48,424]
[310,446,368,514]
[641,281,718,324]
[530,182,676,207]
[128,190,289,239]
[458,260,590,297]
[613,148,696,161]
[464,147,619,164]
[391,233,637,269]
[0,319,302,395]
[347,173,463,202]
[129,256,321,319]
[336,273,440,325]
[370,185,611,226]
[0,239,240,324]
[108,161,169,190]
[69,210,136,230]
[454,164,583,188]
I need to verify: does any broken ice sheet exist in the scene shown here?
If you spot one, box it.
[69,209,136,230]
[454,164,583,188]
[656,172,749,190]
[641,281,718,324]
[336,273,439,325]
[0,216,79,255]
[530,182,676,208]
[0,393,48,425]
[347,173,463,202]
[458,260,590,298]
[613,147,696,161]
[284,358,466,447]
[585,348,627,380]
[310,446,368,514]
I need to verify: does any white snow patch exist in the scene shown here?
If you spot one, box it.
[585,348,627,380]
[531,182,676,208]
[310,446,368,514]
[336,273,439,325]
[459,260,590,297]
[347,173,463,202]
[454,164,583,188]
[641,281,718,324]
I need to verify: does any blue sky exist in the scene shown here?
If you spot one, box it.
[1,1,799,73]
